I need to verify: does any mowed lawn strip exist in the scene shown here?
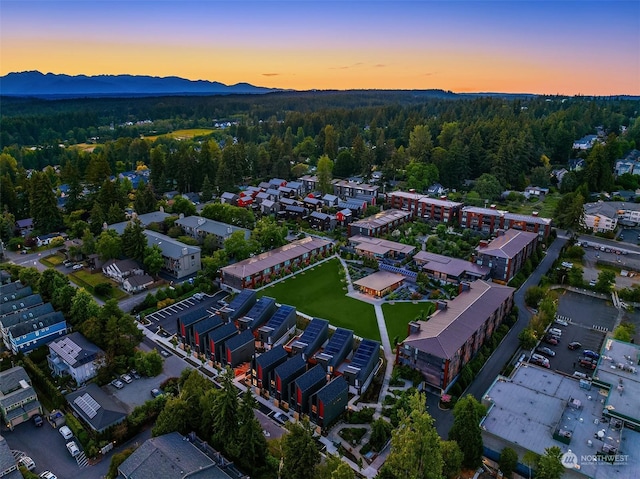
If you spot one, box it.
[382,301,435,344]
[257,258,380,341]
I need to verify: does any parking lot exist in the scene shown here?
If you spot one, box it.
[144,291,227,335]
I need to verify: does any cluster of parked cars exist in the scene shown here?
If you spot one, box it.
[110,369,140,389]
[62,260,83,270]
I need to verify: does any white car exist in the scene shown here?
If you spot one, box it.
[548,328,562,337]
[58,425,73,440]
[120,374,133,384]
[66,441,80,457]
[554,319,569,327]
[72,264,83,271]
[18,456,36,471]
[40,472,57,479]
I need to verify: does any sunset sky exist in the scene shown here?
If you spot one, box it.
[2,1,639,95]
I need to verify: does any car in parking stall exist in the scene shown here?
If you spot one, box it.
[544,336,559,346]
[583,349,600,360]
[66,441,80,457]
[568,341,582,350]
[40,472,58,479]
[120,373,133,384]
[58,425,73,440]
[111,378,125,389]
[530,354,550,368]
[18,456,36,471]
[536,346,556,357]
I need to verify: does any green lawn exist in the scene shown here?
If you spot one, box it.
[382,301,435,344]
[257,258,380,340]
[69,270,128,300]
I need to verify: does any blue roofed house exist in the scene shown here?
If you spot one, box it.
[0,366,42,430]
[47,332,105,386]
[313,328,354,375]
[288,318,329,360]
[0,302,52,350]
[7,311,67,354]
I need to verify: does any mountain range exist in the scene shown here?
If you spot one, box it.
[0,71,281,98]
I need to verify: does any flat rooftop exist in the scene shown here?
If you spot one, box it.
[481,364,640,479]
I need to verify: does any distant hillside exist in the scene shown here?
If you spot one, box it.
[0,71,281,98]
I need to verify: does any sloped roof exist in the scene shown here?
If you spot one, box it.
[353,271,404,292]
[0,293,43,317]
[255,345,288,369]
[413,251,489,278]
[476,229,538,259]
[315,376,348,404]
[274,355,306,381]
[125,274,154,288]
[10,311,65,337]
[225,329,253,352]
[402,280,514,360]
[49,332,103,368]
[66,383,127,432]
[295,364,326,393]
[144,230,200,259]
[350,209,411,231]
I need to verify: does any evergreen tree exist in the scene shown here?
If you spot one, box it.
[234,390,269,475]
[281,418,321,479]
[200,175,213,202]
[448,394,486,470]
[121,219,147,261]
[134,180,157,214]
[29,171,62,232]
[211,368,240,454]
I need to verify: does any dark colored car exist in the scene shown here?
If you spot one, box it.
[544,336,559,346]
[536,346,556,357]
[579,357,597,370]
[151,388,163,398]
[33,414,43,427]
[583,350,600,360]
[568,341,582,350]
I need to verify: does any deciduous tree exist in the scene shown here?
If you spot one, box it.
[448,394,485,469]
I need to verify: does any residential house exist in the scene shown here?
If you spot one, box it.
[102,259,143,283]
[220,192,238,205]
[308,212,335,231]
[251,345,288,392]
[348,209,412,237]
[35,232,66,247]
[47,332,104,385]
[332,179,379,199]
[0,291,41,316]
[177,307,211,346]
[287,318,329,360]
[257,305,297,350]
[272,355,307,404]
[122,274,154,293]
[208,322,239,364]
[335,208,352,226]
[219,289,256,323]
[581,200,640,232]
[342,339,380,394]
[193,315,223,356]
[568,158,586,171]
[0,435,20,479]
[474,229,539,283]
[108,210,171,235]
[265,188,281,201]
[337,199,366,216]
[396,280,514,392]
[224,329,255,367]
[283,205,307,221]
[524,186,550,199]
[504,212,552,238]
[237,193,253,208]
[313,328,354,375]
[15,218,33,236]
[414,251,490,284]
[309,377,349,430]
[292,365,327,415]
[572,134,598,150]
[261,199,278,216]
[303,196,322,211]
[322,194,339,207]
[143,230,201,279]
[427,183,447,196]
[65,383,127,433]
[7,311,67,354]
[459,205,507,234]
[221,237,333,290]
[299,175,319,193]
[349,193,376,207]
[286,181,303,196]
[0,366,42,430]
[1,282,29,298]
[174,215,250,249]
[0,303,53,349]
[255,191,271,204]
[118,432,237,479]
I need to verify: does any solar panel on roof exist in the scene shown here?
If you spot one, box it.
[351,339,379,369]
[266,305,295,328]
[322,328,352,357]
[74,393,101,419]
[55,337,83,365]
[298,318,328,344]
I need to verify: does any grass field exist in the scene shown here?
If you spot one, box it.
[257,258,380,340]
[382,301,435,344]
[143,128,215,141]
[69,270,128,300]
[508,192,561,217]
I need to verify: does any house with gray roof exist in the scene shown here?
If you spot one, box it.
[143,230,201,279]
[7,311,67,354]
[0,366,42,430]
[123,274,154,293]
[174,215,250,249]
[47,332,105,385]
[348,209,412,237]
[397,280,514,392]
[108,210,171,235]
[292,365,327,414]
[414,251,490,284]
[193,314,223,356]
[224,329,255,367]
[342,339,380,394]
[66,383,127,433]
[273,355,307,403]
[0,302,53,349]
[0,292,42,317]
[251,345,288,391]
[220,192,238,205]
[0,436,20,478]
[474,229,539,283]
[118,432,236,479]
[208,322,239,364]
[309,377,349,430]
[288,318,329,360]
[237,296,277,332]
[0,285,33,304]
[102,258,143,283]
[313,328,354,375]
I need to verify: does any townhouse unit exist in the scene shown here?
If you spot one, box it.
[272,354,307,404]
[459,205,507,234]
[7,311,67,354]
[193,315,223,356]
[1,284,33,304]
[219,289,256,323]
[0,291,42,317]
[143,230,201,279]
[0,435,19,478]
[308,212,335,231]
[47,332,105,386]
[236,296,277,332]
[332,179,379,199]
[220,237,333,290]
[224,329,255,367]
[251,345,288,391]
[348,235,415,260]
[474,229,539,283]
[299,175,320,193]
[348,209,413,237]
[287,318,329,360]
[208,322,239,364]
[257,305,297,350]
[504,212,552,238]
[174,215,250,249]
[313,328,354,375]
[309,377,349,431]
[342,339,380,394]
[177,307,212,346]
[396,280,514,392]
[0,366,42,430]
[292,365,327,415]
[108,210,171,235]
[414,251,490,284]
[387,191,462,223]
[0,303,53,349]
[220,192,238,205]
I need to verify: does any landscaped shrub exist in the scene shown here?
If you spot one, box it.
[347,407,375,424]
[94,282,113,297]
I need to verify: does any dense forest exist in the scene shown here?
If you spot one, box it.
[0,92,639,238]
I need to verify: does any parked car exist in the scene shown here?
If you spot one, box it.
[273,412,291,424]
[544,336,559,346]
[63,260,73,268]
[160,349,170,358]
[548,328,562,337]
[58,425,73,440]
[572,371,588,379]
[583,350,600,360]
[19,456,36,471]
[120,374,133,384]
[536,346,556,357]
[150,388,163,398]
[111,379,124,389]
[39,472,57,479]
[66,441,80,457]
[32,414,43,427]
[193,292,204,300]
[130,369,140,380]
[554,318,569,327]
[530,354,550,368]
[579,357,597,370]
[72,264,83,271]
[568,341,582,350]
